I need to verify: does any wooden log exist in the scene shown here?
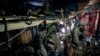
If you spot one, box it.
[0,19,61,32]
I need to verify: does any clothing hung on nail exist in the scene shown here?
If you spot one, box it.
[79,6,99,36]
[21,29,32,44]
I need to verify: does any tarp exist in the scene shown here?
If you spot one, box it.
[80,6,99,36]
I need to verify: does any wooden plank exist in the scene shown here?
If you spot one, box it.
[0,19,60,32]
[0,16,38,21]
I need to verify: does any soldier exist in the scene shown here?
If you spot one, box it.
[73,23,87,56]
[46,23,62,56]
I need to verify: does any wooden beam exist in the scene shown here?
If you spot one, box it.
[0,19,60,32]
[0,16,38,21]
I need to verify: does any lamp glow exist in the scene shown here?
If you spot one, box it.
[59,21,64,24]
[69,15,74,18]
[61,28,65,33]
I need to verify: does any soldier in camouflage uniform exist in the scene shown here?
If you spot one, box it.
[47,23,62,56]
[73,24,87,56]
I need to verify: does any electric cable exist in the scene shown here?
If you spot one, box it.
[22,16,32,25]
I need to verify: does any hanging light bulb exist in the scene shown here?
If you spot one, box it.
[68,15,74,18]
[61,28,65,33]
[59,21,64,25]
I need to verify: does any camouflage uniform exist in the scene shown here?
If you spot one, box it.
[73,26,87,56]
[47,24,62,56]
